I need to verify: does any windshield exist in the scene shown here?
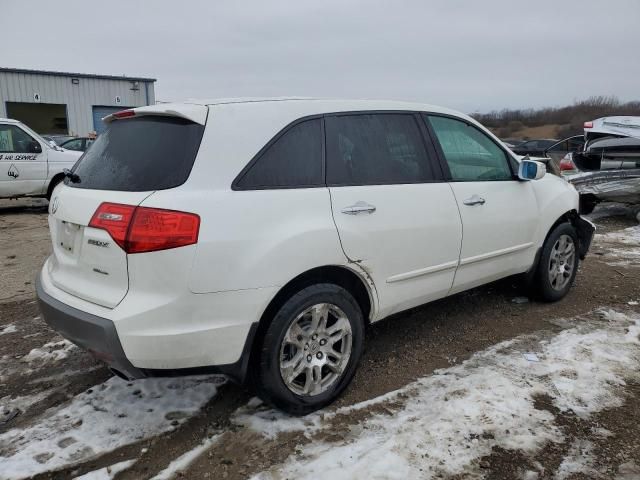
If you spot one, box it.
[19,123,60,149]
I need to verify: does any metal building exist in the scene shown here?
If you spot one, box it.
[0,67,156,136]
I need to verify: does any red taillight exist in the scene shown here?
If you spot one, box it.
[89,202,200,254]
[583,121,593,129]
[89,203,135,250]
[113,109,136,119]
[560,157,576,171]
[127,207,200,253]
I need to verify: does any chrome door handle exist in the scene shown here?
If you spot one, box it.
[463,194,486,206]
[341,201,377,215]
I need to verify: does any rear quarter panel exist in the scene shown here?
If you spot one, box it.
[142,188,349,294]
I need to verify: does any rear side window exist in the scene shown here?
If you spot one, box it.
[235,118,322,189]
[427,115,513,182]
[69,116,205,191]
[326,114,435,186]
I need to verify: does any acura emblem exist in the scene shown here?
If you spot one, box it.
[51,197,60,214]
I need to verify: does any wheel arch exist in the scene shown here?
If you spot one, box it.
[541,209,578,248]
[46,173,65,200]
[261,265,373,329]
[531,208,591,275]
[244,264,375,383]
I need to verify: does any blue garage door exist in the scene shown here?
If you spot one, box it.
[92,106,131,134]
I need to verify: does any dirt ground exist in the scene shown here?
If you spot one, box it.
[1,198,639,479]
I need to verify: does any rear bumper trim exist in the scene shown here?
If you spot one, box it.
[36,272,258,384]
[36,272,145,380]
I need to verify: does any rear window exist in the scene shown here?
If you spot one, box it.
[68,116,205,191]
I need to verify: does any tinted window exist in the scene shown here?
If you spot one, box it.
[326,114,435,185]
[0,125,37,153]
[236,118,322,189]
[69,116,204,191]
[427,116,513,181]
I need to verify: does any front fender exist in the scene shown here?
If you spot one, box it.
[531,175,580,247]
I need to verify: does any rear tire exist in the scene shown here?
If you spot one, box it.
[255,283,364,415]
[532,223,579,302]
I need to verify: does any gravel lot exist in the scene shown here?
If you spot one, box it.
[1,198,639,480]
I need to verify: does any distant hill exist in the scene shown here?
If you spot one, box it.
[472,96,640,140]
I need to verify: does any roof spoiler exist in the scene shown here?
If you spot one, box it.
[103,103,208,125]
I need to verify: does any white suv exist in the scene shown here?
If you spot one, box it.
[0,118,82,200]
[37,99,595,414]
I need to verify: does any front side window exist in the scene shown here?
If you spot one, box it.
[236,118,322,189]
[427,115,513,181]
[0,125,38,153]
[326,114,435,185]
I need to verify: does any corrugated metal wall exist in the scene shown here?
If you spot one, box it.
[0,71,155,135]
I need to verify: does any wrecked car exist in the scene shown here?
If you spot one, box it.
[564,117,640,214]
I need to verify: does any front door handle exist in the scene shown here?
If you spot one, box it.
[463,194,486,206]
[341,201,377,215]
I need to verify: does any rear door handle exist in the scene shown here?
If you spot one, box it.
[341,201,376,215]
[463,194,486,206]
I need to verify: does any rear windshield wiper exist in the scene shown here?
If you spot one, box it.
[63,168,81,183]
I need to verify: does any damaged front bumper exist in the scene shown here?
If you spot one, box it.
[574,215,596,260]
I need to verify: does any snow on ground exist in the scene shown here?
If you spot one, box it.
[0,324,17,335]
[555,439,599,480]
[73,459,136,480]
[1,389,52,416]
[150,434,220,480]
[235,396,327,440]
[22,339,77,364]
[594,224,640,267]
[247,309,640,480]
[0,338,75,383]
[0,375,225,480]
[598,225,640,246]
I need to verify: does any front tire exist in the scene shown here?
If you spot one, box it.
[255,283,364,415]
[533,223,579,302]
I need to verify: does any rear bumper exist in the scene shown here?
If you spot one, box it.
[36,269,266,383]
[36,272,144,379]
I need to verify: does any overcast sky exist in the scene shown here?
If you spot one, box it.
[3,0,639,113]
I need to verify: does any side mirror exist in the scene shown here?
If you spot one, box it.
[48,140,58,148]
[27,141,42,154]
[518,159,546,181]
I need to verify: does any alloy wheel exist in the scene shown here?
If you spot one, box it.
[548,234,576,291]
[279,303,353,396]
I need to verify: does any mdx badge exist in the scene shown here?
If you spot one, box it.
[88,239,110,248]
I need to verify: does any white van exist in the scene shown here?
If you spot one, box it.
[0,118,81,200]
[37,99,595,413]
